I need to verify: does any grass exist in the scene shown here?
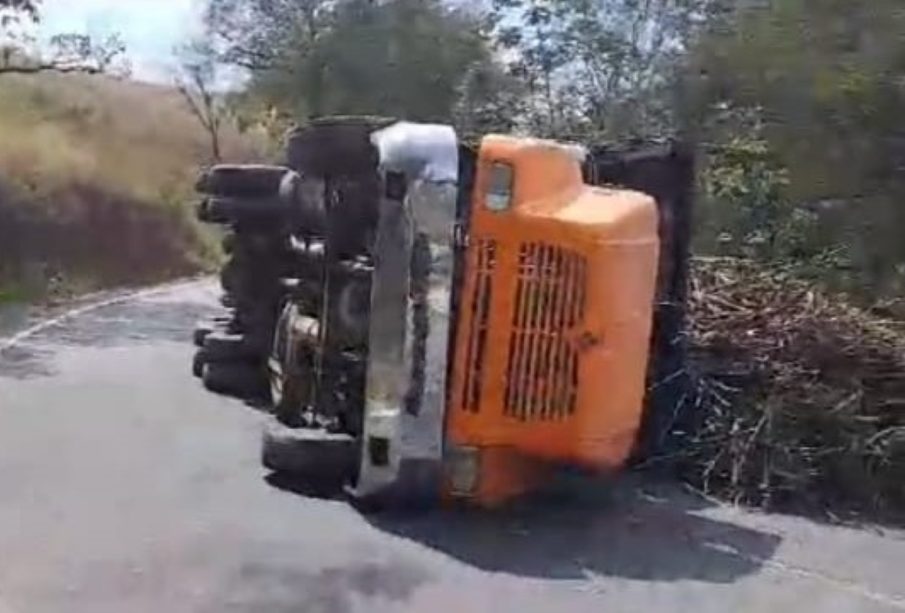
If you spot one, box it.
[677,257,905,525]
[0,72,268,300]
[0,285,27,304]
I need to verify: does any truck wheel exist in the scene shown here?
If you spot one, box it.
[333,279,371,346]
[220,260,239,294]
[268,355,307,424]
[232,232,287,258]
[227,274,285,303]
[268,303,306,423]
[234,304,279,332]
[193,315,237,347]
[197,165,292,198]
[193,321,219,347]
[192,349,207,378]
[207,196,289,223]
[204,331,269,361]
[196,200,210,223]
[203,331,244,359]
[197,199,229,225]
[202,361,267,399]
[193,325,212,348]
[221,231,236,255]
[262,421,357,483]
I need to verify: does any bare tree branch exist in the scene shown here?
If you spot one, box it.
[176,40,227,163]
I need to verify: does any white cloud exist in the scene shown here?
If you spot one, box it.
[38,0,205,83]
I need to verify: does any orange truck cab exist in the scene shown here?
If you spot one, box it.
[445,136,660,506]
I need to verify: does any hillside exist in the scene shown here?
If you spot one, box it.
[0,73,266,302]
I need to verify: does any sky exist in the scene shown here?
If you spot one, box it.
[39,0,205,83]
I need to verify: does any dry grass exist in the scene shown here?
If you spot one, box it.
[0,74,265,195]
[675,257,905,524]
[0,73,269,298]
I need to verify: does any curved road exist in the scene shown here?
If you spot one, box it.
[1,281,904,613]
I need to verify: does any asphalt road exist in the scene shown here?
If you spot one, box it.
[1,280,904,613]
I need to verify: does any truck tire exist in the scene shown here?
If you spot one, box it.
[197,199,229,225]
[197,165,292,198]
[202,361,267,398]
[262,421,357,483]
[196,200,210,223]
[220,259,240,294]
[221,231,236,255]
[233,295,284,320]
[204,331,269,362]
[207,196,290,223]
[192,349,207,378]
[268,303,311,424]
[194,321,222,347]
[231,233,287,258]
[333,278,371,347]
[193,325,213,348]
[225,272,285,302]
[222,260,283,297]
[193,315,237,347]
[268,356,306,425]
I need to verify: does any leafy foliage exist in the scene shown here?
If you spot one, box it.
[0,0,38,21]
[688,0,905,300]
[453,60,526,137]
[699,105,796,261]
[204,0,905,302]
[488,0,708,138]
[207,0,492,123]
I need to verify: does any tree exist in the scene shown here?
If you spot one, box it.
[0,0,127,75]
[698,105,805,261]
[204,0,328,72]
[687,0,905,298]
[488,0,709,139]
[177,40,228,162]
[453,60,526,137]
[0,0,37,18]
[205,0,498,123]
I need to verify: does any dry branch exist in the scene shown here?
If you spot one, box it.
[676,257,905,523]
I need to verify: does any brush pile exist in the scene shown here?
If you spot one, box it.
[679,257,905,522]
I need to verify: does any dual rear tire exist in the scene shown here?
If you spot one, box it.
[191,319,270,399]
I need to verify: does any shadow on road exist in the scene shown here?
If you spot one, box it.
[263,467,782,583]
[264,471,348,501]
[358,474,781,583]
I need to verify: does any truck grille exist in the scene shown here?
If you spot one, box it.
[504,243,587,421]
[461,239,496,412]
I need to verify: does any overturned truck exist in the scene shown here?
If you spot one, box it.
[192,117,693,508]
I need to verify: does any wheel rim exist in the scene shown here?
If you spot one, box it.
[269,357,285,407]
[269,302,294,412]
